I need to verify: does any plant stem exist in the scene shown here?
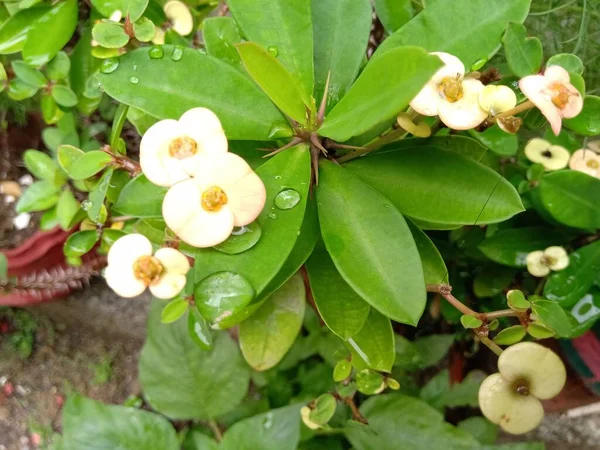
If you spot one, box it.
[483,309,519,320]
[426,284,478,316]
[345,397,368,424]
[207,419,223,442]
[479,336,504,356]
[492,100,535,121]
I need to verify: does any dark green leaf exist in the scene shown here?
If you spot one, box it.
[458,417,498,445]
[566,288,600,338]
[469,125,518,156]
[563,95,600,136]
[473,265,516,298]
[161,298,189,323]
[195,272,255,325]
[52,85,78,107]
[0,6,48,54]
[87,168,113,223]
[345,308,395,372]
[139,301,250,419]
[183,430,220,450]
[70,26,101,97]
[374,0,413,33]
[502,22,543,77]
[413,334,454,368]
[407,220,448,285]
[531,300,572,337]
[67,150,113,180]
[11,60,47,87]
[319,47,442,142]
[317,160,425,325]
[15,180,60,213]
[97,46,291,140]
[214,221,262,255]
[547,53,584,75]
[203,17,243,67]
[63,230,99,257]
[113,174,168,218]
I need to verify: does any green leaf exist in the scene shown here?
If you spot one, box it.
[113,174,168,218]
[345,309,395,372]
[527,323,555,339]
[345,394,480,450]
[502,22,543,77]
[356,369,385,395]
[52,85,78,107]
[0,253,7,279]
[478,227,570,267]
[213,221,262,255]
[15,180,60,213]
[309,393,337,425]
[203,17,243,67]
[458,417,498,445]
[563,95,600,136]
[220,405,301,450]
[0,6,48,54]
[469,125,518,156]
[67,150,113,180]
[239,273,306,371]
[547,53,584,75]
[139,301,250,419]
[64,230,99,257]
[97,46,291,140]
[91,0,149,21]
[11,60,47,87]
[493,325,526,345]
[57,144,84,172]
[87,168,113,223]
[317,160,425,325]
[407,220,448,285]
[188,306,213,351]
[236,42,309,123]
[7,78,38,100]
[507,290,531,312]
[539,171,600,229]
[161,298,189,323]
[306,244,371,340]
[195,272,255,325]
[531,300,572,337]
[413,334,455,369]
[460,315,482,329]
[62,395,179,450]
[47,51,70,81]
[127,106,159,136]
[333,359,352,382]
[374,0,530,68]
[473,265,516,298]
[227,0,314,98]
[374,0,413,33]
[346,147,524,226]
[56,189,79,230]
[312,0,372,110]
[70,26,101,98]
[22,0,78,66]
[133,17,155,42]
[23,149,59,181]
[183,430,220,450]
[319,46,442,142]
[92,21,130,48]
[194,146,311,302]
[544,240,600,308]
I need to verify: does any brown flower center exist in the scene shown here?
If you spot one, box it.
[438,76,463,103]
[540,255,557,267]
[550,83,573,109]
[133,255,163,286]
[541,150,553,159]
[169,136,197,159]
[513,379,530,396]
[201,186,228,212]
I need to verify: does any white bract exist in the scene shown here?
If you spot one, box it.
[300,406,320,430]
[162,153,266,248]
[140,107,228,187]
[105,234,190,299]
[526,246,569,277]
[409,52,487,130]
[524,138,570,171]
[479,342,566,434]
[478,85,517,116]
[569,149,600,178]
[164,0,194,36]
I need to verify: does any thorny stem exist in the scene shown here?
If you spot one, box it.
[336,127,408,163]
[102,145,141,176]
[207,419,223,442]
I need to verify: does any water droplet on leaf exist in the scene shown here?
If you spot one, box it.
[213,221,262,255]
[171,45,184,61]
[148,46,164,59]
[197,48,207,55]
[187,307,213,351]
[274,188,301,210]
[100,58,119,74]
[267,46,278,57]
[81,200,92,211]
[194,272,255,325]
[268,211,277,219]
[129,76,139,84]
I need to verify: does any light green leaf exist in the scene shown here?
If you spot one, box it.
[317,160,425,325]
[0,253,7,279]
[461,315,482,329]
[56,189,80,230]
[113,174,168,218]
[22,0,78,66]
[87,168,113,223]
[91,0,149,21]
[527,323,555,339]
[346,147,524,226]
[161,298,189,323]
[319,46,442,142]
[374,0,413,32]
[133,17,155,42]
[563,95,600,136]
[203,17,243,67]
[92,21,130,48]
[57,144,84,172]
[52,85,78,107]
[306,243,370,340]
[407,220,448,285]
[47,51,71,81]
[183,430,220,450]
[70,26,101,98]
[23,149,59,181]
[239,273,306,371]
[493,325,526,345]
[547,53,584,75]
[15,180,60,213]
[127,106,159,136]
[0,6,48,54]
[62,395,179,450]
[531,300,572,337]
[97,46,291,140]
[11,60,47,87]
[139,301,250,419]
[67,150,113,180]
[312,0,372,110]
[345,308,395,372]
[502,22,543,77]
[7,78,38,100]
[375,0,530,68]
[539,171,600,229]
[237,42,309,123]
[228,0,314,98]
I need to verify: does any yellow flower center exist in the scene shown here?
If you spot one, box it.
[586,159,599,169]
[201,186,228,212]
[438,76,463,103]
[549,83,572,109]
[169,136,197,159]
[133,255,163,286]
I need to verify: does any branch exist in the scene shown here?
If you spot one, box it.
[426,284,478,316]
[207,419,223,442]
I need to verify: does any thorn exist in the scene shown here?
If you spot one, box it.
[317,71,331,126]
[325,141,366,151]
[262,137,303,158]
[311,146,320,186]
[310,133,327,156]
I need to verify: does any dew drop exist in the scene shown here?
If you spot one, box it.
[268,211,277,219]
[171,45,184,61]
[149,46,164,59]
[100,58,119,74]
[274,188,301,210]
[213,222,262,255]
[267,46,279,57]
[129,76,139,84]
[197,48,207,55]
[81,200,92,211]
[132,63,138,71]
[268,125,290,139]
[274,175,282,180]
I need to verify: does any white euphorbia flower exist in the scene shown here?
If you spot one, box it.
[478,85,517,116]
[479,342,566,435]
[524,138,570,171]
[164,0,194,36]
[569,149,600,178]
[519,65,583,136]
[526,246,569,277]
[105,234,190,299]
[140,107,228,187]
[300,406,320,430]
[162,153,266,248]
[410,52,487,130]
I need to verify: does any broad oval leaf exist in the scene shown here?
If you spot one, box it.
[113,174,168,218]
[67,150,113,180]
[15,180,60,213]
[306,244,371,340]
[345,309,395,372]
[375,0,530,68]
[203,17,243,67]
[23,149,59,181]
[62,395,179,450]
[139,301,250,419]
[227,0,314,98]
[317,160,425,325]
[407,220,448,285]
[478,227,571,267]
[236,42,309,123]
[502,22,543,77]
[64,230,99,257]
[97,46,291,140]
[239,273,306,371]
[91,0,149,21]
[539,171,600,229]
[312,0,372,110]
[544,240,600,308]
[374,0,413,33]
[563,95,600,136]
[0,7,49,55]
[319,46,442,142]
[547,53,584,75]
[531,300,572,338]
[346,147,524,226]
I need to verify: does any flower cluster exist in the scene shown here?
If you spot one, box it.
[526,246,569,277]
[569,147,600,178]
[152,1,194,45]
[524,138,570,171]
